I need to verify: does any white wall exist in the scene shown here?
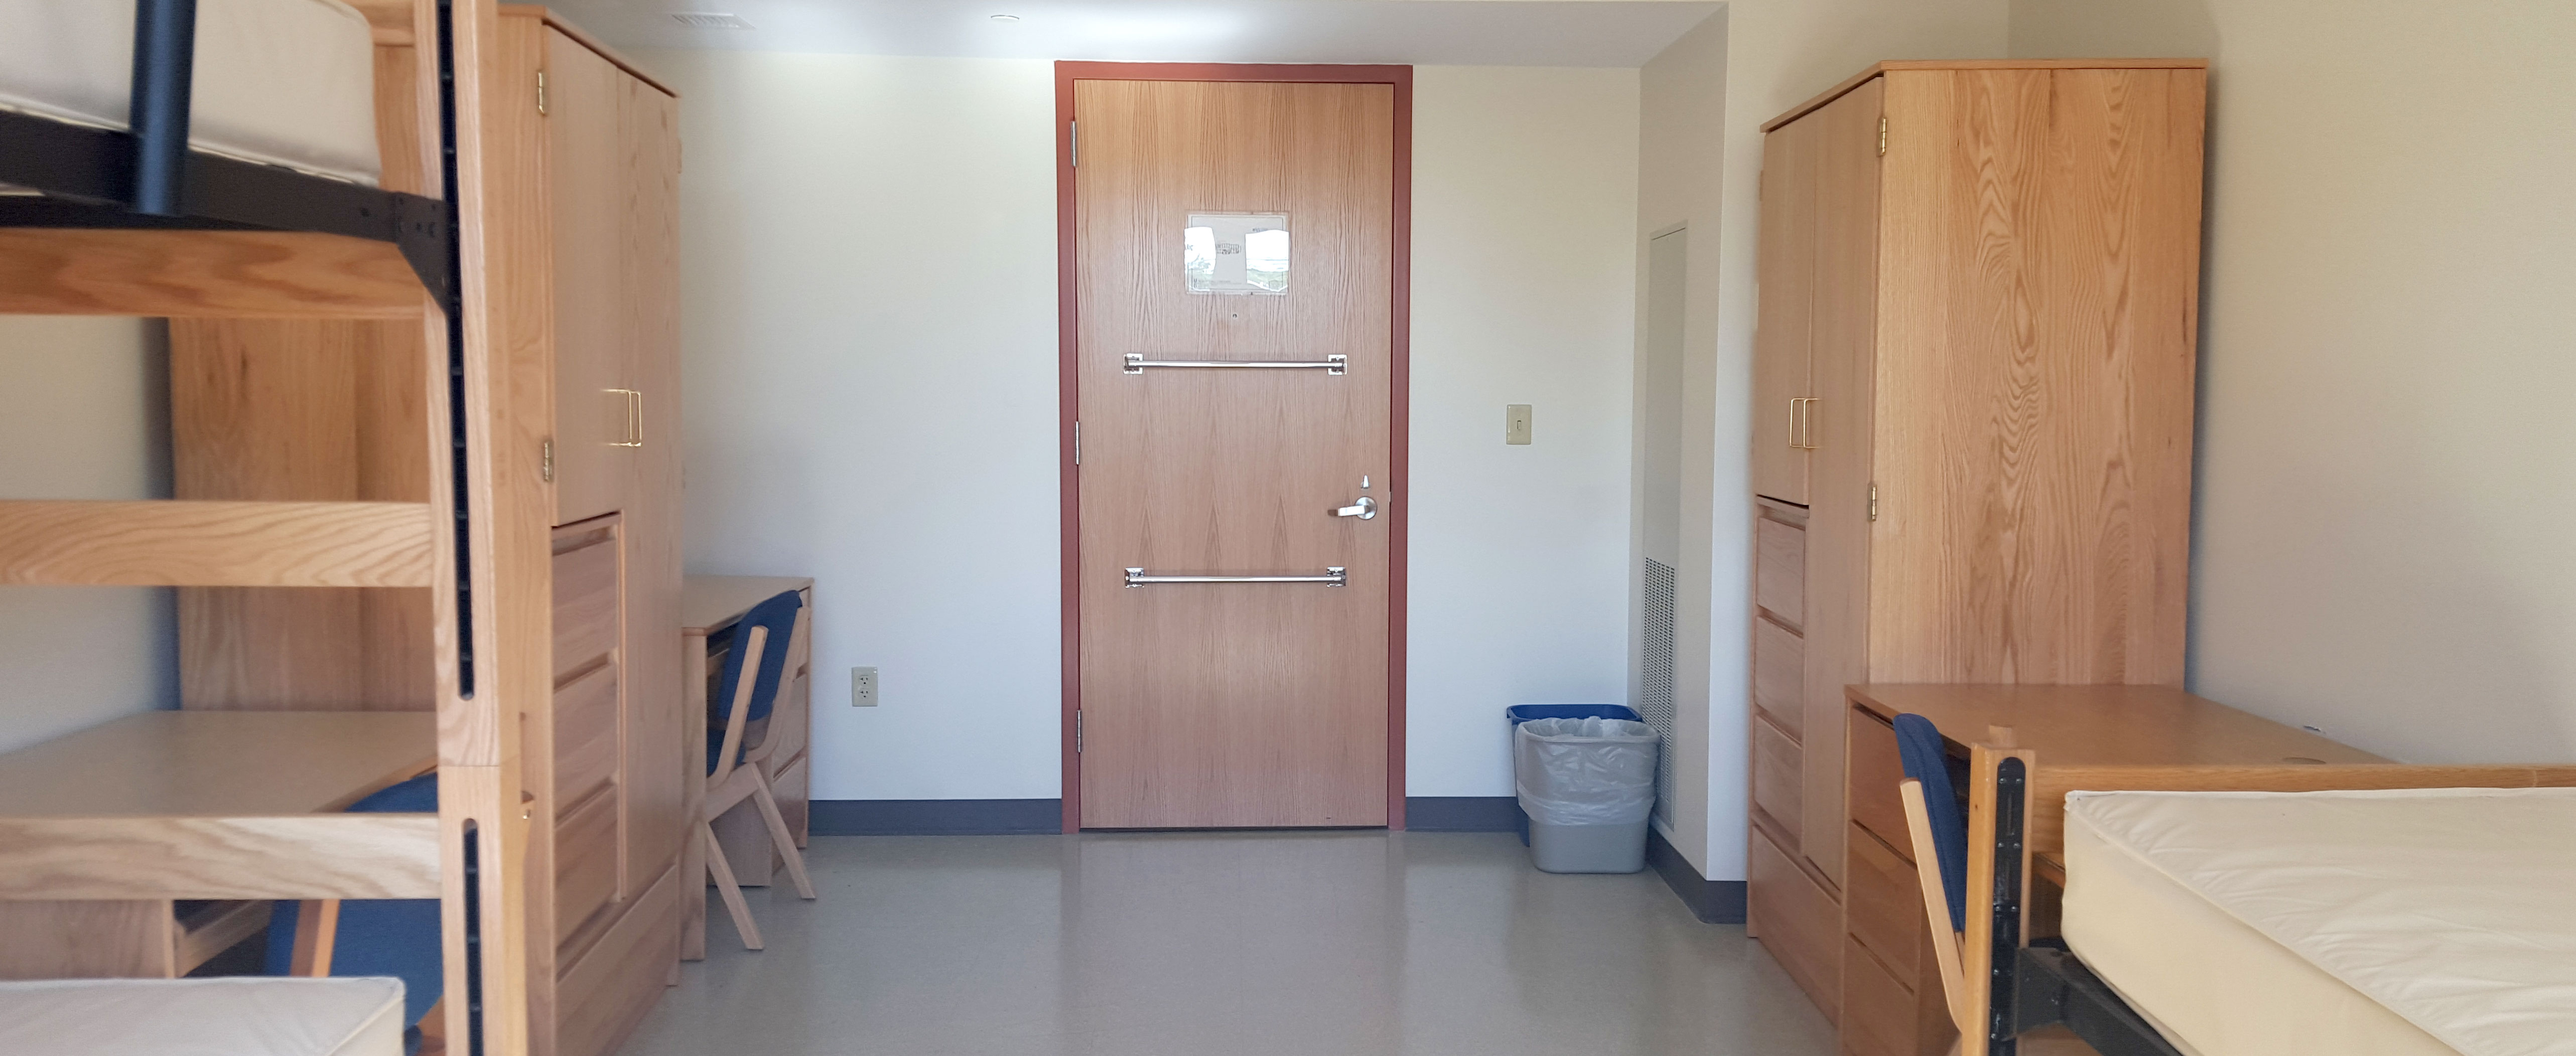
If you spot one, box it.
[1640,0,2008,881]
[1406,65,1640,797]
[654,52,1067,801]
[0,318,179,754]
[653,51,1645,802]
[2012,0,2576,763]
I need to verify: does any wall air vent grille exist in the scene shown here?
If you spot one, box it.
[1641,557,1678,825]
[670,12,755,29]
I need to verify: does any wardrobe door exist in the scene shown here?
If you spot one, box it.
[1751,115,1817,506]
[545,29,634,527]
[1797,77,1884,888]
[614,68,686,898]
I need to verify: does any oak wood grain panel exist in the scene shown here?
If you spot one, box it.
[1845,684,2389,768]
[1764,59,2210,133]
[1752,713,1806,843]
[0,815,441,899]
[0,230,427,318]
[0,711,434,816]
[1798,78,1885,889]
[551,786,619,952]
[550,860,680,1056]
[0,501,434,586]
[1839,933,1955,1056]
[373,44,427,191]
[1845,821,1926,978]
[1752,615,1807,737]
[0,900,175,979]
[1754,514,1806,629]
[1749,823,1842,1023]
[545,27,632,528]
[1751,116,1815,505]
[1866,68,2204,686]
[1847,708,1910,851]
[1074,78,1394,828]
[613,62,688,904]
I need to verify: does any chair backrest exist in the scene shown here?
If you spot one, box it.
[714,590,803,728]
[1893,713,1969,933]
[265,773,442,1028]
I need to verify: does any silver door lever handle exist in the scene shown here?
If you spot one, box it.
[1333,496,1378,520]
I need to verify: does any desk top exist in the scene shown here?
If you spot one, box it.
[682,575,814,635]
[0,711,436,817]
[1849,684,2387,767]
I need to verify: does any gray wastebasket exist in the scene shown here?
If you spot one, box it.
[1513,716,1659,873]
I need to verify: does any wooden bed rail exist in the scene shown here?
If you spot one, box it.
[0,501,435,587]
[0,814,441,900]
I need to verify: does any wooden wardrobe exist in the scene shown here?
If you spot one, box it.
[169,10,684,1056]
[1741,60,2206,1052]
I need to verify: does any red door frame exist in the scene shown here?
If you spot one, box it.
[1055,61,1414,833]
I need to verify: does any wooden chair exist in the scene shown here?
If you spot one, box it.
[269,772,448,1055]
[704,591,818,950]
[1893,716,2093,1056]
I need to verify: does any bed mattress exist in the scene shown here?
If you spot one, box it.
[2062,787,2576,1056]
[0,976,406,1056]
[0,0,381,186]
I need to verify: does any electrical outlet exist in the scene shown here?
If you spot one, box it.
[851,666,879,707]
[1504,404,1533,445]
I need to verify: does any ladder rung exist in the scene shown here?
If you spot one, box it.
[0,501,435,587]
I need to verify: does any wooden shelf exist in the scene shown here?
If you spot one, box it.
[0,500,435,587]
[0,230,428,319]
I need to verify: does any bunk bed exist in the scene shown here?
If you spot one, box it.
[0,3,537,1054]
[1937,733,2576,1056]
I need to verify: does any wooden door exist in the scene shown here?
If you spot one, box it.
[1072,77,1396,829]
[545,29,632,527]
[1751,114,1817,506]
[1798,78,1883,887]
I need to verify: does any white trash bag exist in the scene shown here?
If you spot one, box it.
[1514,717,1658,873]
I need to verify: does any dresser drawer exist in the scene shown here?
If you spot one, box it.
[1848,708,1909,848]
[1750,824,1841,1023]
[1846,821,1930,979]
[1753,616,1806,736]
[1752,714,1804,843]
[553,787,620,950]
[552,523,621,682]
[1838,933,1953,1056]
[1755,515,1805,628]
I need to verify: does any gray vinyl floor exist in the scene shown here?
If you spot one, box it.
[618,830,1834,1056]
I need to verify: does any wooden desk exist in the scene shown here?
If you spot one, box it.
[0,711,438,979]
[679,574,813,961]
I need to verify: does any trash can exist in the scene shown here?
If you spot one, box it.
[1505,705,1640,846]
[1514,715,1659,873]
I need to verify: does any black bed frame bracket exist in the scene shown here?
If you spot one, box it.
[2012,944,2189,1056]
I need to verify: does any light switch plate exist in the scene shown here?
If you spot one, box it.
[851,666,879,707]
[1505,404,1533,445]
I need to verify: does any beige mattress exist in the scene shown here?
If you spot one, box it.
[0,0,381,185]
[2062,787,2576,1056]
[0,976,406,1056]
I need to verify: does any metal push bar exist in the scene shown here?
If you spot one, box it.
[1124,567,1347,587]
[1124,354,1346,375]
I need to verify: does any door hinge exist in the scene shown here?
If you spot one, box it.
[1069,119,1078,168]
[1877,116,1887,157]
[1072,421,1080,466]
[1075,710,1083,753]
[536,71,548,116]
[541,438,555,482]
[1868,482,1879,522]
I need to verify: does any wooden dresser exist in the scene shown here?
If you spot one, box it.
[1834,685,2385,1056]
[1742,59,2210,1032]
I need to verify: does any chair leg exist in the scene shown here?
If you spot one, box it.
[750,778,817,900]
[702,823,763,951]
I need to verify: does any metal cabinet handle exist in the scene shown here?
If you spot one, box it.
[1125,567,1347,587]
[1126,354,1346,376]
[608,388,643,447]
[1789,397,1819,450]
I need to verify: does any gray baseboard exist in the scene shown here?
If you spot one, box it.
[1647,825,1747,924]
[808,799,1062,835]
[1403,796,1522,832]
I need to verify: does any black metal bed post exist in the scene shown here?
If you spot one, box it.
[1986,757,2029,1055]
[127,0,199,215]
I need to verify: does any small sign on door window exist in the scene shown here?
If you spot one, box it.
[1184,213,1289,294]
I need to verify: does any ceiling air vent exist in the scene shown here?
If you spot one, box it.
[670,12,754,29]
